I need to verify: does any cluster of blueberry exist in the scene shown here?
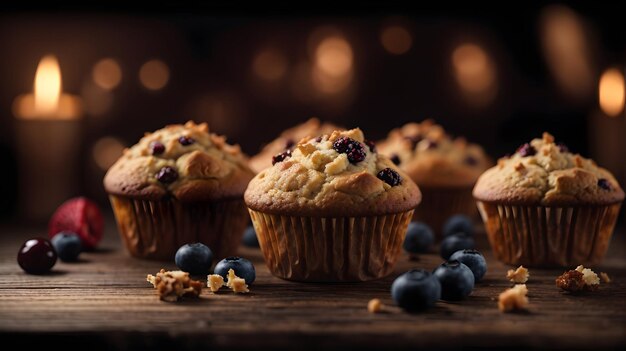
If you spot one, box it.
[175,243,256,285]
[392,215,487,312]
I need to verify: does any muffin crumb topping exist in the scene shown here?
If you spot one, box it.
[600,272,611,283]
[207,274,225,292]
[498,284,529,312]
[556,265,599,292]
[367,298,383,313]
[147,269,203,302]
[507,266,529,283]
[226,269,250,293]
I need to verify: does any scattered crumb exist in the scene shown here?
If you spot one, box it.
[207,274,225,292]
[147,269,203,302]
[498,284,529,312]
[507,266,529,283]
[368,298,383,313]
[600,272,611,283]
[556,265,599,292]
[226,268,249,293]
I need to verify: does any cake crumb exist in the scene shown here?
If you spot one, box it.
[368,298,383,313]
[498,284,529,312]
[147,269,203,302]
[207,274,225,292]
[507,266,529,283]
[226,268,249,293]
[556,265,599,292]
[600,272,611,283]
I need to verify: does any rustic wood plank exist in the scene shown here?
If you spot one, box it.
[0,220,624,350]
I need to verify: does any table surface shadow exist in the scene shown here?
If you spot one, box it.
[0,219,625,350]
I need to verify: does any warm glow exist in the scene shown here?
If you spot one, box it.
[599,68,625,117]
[93,137,125,171]
[381,26,412,55]
[34,55,62,114]
[315,36,353,77]
[453,43,496,95]
[93,58,122,90]
[252,49,288,81]
[139,59,169,90]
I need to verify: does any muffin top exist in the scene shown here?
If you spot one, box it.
[104,121,254,202]
[244,128,421,217]
[248,117,341,173]
[473,132,625,206]
[377,120,490,187]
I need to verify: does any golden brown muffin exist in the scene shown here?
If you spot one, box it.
[248,117,341,173]
[474,132,624,267]
[245,128,421,282]
[104,121,255,260]
[377,119,490,236]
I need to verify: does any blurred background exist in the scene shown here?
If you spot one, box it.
[0,3,624,222]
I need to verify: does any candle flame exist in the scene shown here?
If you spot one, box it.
[34,55,62,114]
[599,68,625,117]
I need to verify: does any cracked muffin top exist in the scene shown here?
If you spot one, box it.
[104,121,255,202]
[248,118,342,173]
[244,128,422,217]
[377,119,490,187]
[473,132,624,206]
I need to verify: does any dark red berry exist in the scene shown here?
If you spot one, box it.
[465,155,478,166]
[598,179,611,191]
[150,141,165,155]
[156,166,178,183]
[315,136,323,143]
[365,139,376,153]
[425,140,438,150]
[377,168,402,186]
[285,139,295,150]
[557,143,569,153]
[333,137,367,164]
[17,238,57,274]
[272,150,291,165]
[390,154,401,165]
[178,136,195,146]
[516,143,536,157]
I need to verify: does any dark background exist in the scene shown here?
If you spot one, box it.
[0,2,624,220]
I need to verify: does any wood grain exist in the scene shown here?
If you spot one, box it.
[0,219,625,350]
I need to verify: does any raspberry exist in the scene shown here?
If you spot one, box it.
[48,197,104,250]
[377,168,402,186]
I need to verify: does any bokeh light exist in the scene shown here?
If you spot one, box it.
[92,137,125,171]
[139,59,169,90]
[92,58,122,90]
[381,26,412,55]
[599,68,625,117]
[452,43,497,106]
[252,49,288,81]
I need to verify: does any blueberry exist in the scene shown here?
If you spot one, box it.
[242,226,259,248]
[391,269,441,312]
[178,136,195,146]
[284,139,295,150]
[175,243,214,275]
[364,139,376,153]
[598,178,611,191]
[390,154,401,165]
[557,143,569,153]
[17,238,57,274]
[272,150,291,165]
[149,141,165,155]
[443,214,474,237]
[377,168,402,186]
[51,231,82,262]
[449,249,487,282]
[464,155,478,166]
[516,143,536,157]
[440,234,475,260]
[433,260,475,300]
[155,166,178,184]
[214,257,256,285]
[403,222,434,254]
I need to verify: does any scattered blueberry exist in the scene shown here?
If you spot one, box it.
[17,238,57,274]
[403,222,434,254]
[598,178,611,191]
[156,166,178,184]
[464,155,478,166]
[150,141,165,155]
[175,243,214,275]
[449,249,487,282]
[332,137,367,163]
[178,136,195,146]
[443,214,474,237]
[391,269,441,312]
[272,150,291,165]
[242,226,259,248]
[557,143,569,153]
[433,260,475,300]
[51,231,82,262]
[377,168,402,186]
[440,234,475,260]
[390,154,401,165]
[516,143,536,157]
[364,139,376,153]
[214,257,256,285]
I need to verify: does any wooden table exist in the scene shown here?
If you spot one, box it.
[1,219,625,350]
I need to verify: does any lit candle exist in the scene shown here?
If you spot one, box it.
[12,55,83,220]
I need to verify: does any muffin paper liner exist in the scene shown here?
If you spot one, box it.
[109,195,249,260]
[412,185,477,239]
[247,209,414,282]
[477,201,622,267]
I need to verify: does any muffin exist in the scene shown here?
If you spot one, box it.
[473,132,624,267]
[377,119,490,237]
[245,128,421,282]
[104,121,255,260]
[248,117,341,173]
